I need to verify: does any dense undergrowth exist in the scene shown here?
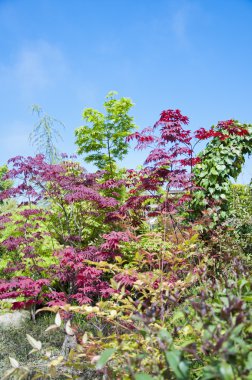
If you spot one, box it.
[0,95,251,379]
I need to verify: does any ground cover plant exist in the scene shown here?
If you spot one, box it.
[0,94,251,379]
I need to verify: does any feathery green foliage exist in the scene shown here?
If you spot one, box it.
[30,105,64,164]
[75,91,137,176]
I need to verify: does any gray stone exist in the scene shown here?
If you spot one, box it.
[0,310,30,330]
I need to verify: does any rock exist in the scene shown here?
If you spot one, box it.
[0,310,30,330]
[61,334,77,358]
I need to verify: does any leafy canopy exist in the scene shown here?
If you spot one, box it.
[0,166,11,193]
[75,91,137,174]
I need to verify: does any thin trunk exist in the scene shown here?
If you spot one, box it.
[106,135,114,178]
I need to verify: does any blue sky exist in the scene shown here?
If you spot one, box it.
[0,0,251,183]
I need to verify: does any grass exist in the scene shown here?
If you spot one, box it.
[0,313,63,377]
[0,312,103,379]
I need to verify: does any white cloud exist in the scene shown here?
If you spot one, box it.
[0,40,68,99]
[171,2,200,48]
[171,6,190,47]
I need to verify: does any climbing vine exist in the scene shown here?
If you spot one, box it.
[192,120,252,219]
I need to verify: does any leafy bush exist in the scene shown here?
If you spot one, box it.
[0,103,251,379]
[226,184,252,254]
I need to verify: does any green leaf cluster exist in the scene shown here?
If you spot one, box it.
[75,91,137,175]
[192,122,252,220]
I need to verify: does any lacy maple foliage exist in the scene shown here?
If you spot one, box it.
[0,111,250,312]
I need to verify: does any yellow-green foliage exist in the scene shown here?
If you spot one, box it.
[0,204,60,278]
[227,184,252,254]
